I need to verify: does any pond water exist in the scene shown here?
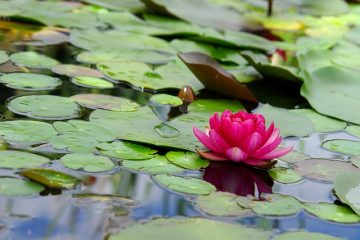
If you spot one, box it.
[0,1,359,239]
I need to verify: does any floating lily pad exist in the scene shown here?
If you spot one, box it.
[83,0,145,12]
[196,192,251,216]
[350,156,360,168]
[0,150,49,170]
[122,155,183,174]
[153,175,215,195]
[165,151,209,170]
[8,95,81,120]
[21,168,79,189]
[31,29,69,46]
[52,64,104,78]
[294,159,359,182]
[149,94,183,106]
[0,73,61,91]
[97,141,157,160]
[71,76,114,89]
[49,133,98,153]
[0,50,9,64]
[249,194,302,216]
[0,120,57,144]
[273,231,342,240]
[10,51,58,69]
[255,104,314,137]
[71,94,139,112]
[322,140,360,155]
[345,126,360,139]
[0,177,44,196]
[60,153,115,173]
[108,217,271,240]
[290,109,346,133]
[268,167,303,184]
[303,202,360,223]
[276,150,311,164]
[334,172,360,216]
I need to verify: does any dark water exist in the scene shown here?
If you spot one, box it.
[0,21,359,240]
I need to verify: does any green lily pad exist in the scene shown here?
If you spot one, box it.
[249,194,302,216]
[273,231,342,240]
[170,39,214,55]
[0,50,9,64]
[60,153,115,173]
[71,76,114,89]
[83,0,145,12]
[294,159,359,182]
[303,202,360,223]
[322,140,360,155]
[276,150,311,164]
[290,109,347,133]
[153,175,215,195]
[71,94,139,112]
[53,120,116,142]
[165,151,209,170]
[0,73,61,91]
[268,167,303,184]
[350,156,360,168]
[52,64,104,78]
[0,177,44,196]
[122,155,183,174]
[196,192,251,216]
[10,51,58,69]
[149,94,183,107]
[334,172,360,216]
[0,120,57,144]
[49,133,98,153]
[97,141,157,160]
[8,95,81,120]
[0,150,49,170]
[254,104,314,137]
[346,126,360,139]
[108,217,271,240]
[20,168,79,190]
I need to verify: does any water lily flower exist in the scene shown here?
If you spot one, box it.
[193,110,292,169]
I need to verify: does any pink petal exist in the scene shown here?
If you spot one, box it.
[261,122,275,144]
[193,127,219,152]
[209,113,220,133]
[262,128,280,147]
[241,132,262,153]
[209,129,230,152]
[196,149,227,161]
[251,135,281,158]
[242,158,277,169]
[240,119,255,138]
[257,146,293,160]
[220,116,235,144]
[225,147,248,162]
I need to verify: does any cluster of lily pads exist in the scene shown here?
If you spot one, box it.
[0,0,359,239]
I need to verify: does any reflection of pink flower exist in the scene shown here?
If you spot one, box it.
[193,110,292,169]
[203,162,273,197]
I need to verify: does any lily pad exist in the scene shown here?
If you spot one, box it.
[122,155,183,174]
[303,202,360,223]
[31,29,69,46]
[268,167,303,184]
[0,120,57,144]
[345,126,360,139]
[350,156,360,168]
[273,231,342,240]
[322,140,360,155]
[196,192,251,216]
[0,73,61,91]
[20,168,79,190]
[8,95,81,120]
[52,64,103,78]
[334,172,360,216]
[83,0,145,12]
[10,51,58,69]
[153,175,216,195]
[0,150,49,169]
[293,159,359,182]
[108,217,271,240]
[49,133,98,153]
[60,153,115,173]
[0,50,9,64]
[71,76,114,89]
[254,104,314,137]
[97,141,157,160]
[290,109,346,133]
[165,151,209,170]
[71,94,139,112]
[276,150,311,164]
[0,177,44,196]
[149,94,183,107]
[249,194,302,216]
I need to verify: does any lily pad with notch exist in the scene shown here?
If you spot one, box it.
[165,151,209,170]
[249,194,302,216]
[97,141,157,160]
[268,167,303,184]
[60,153,115,173]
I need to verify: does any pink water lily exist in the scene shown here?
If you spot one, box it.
[193,110,292,169]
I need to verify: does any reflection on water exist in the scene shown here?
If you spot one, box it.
[0,21,359,240]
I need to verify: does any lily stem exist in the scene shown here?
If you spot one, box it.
[267,0,273,17]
